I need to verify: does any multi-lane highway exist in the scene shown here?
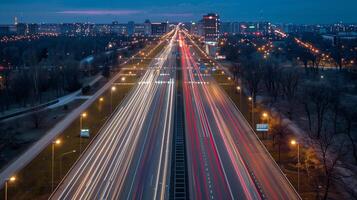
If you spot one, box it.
[180,31,300,200]
[50,28,178,200]
[179,33,261,199]
[49,27,299,200]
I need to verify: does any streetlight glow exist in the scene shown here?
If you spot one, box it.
[81,112,87,118]
[291,139,297,145]
[54,139,61,145]
[99,97,104,102]
[262,112,268,118]
[9,176,16,182]
[111,86,116,91]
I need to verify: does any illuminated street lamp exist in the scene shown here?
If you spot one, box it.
[79,112,87,153]
[52,139,61,191]
[248,97,254,125]
[262,112,268,121]
[291,139,300,193]
[4,176,16,200]
[99,97,104,102]
[111,86,116,112]
[236,86,242,108]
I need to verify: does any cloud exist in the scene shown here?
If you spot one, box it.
[57,9,142,15]
[151,13,194,17]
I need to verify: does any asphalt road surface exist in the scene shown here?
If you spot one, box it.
[51,28,178,200]
[180,31,300,200]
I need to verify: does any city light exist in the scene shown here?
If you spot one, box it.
[262,112,268,118]
[81,112,87,118]
[1,7,355,200]
[53,139,61,145]
[9,176,16,182]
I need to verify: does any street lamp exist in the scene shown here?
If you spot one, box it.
[59,150,76,179]
[99,97,104,102]
[111,86,116,112]
[291,139,300,193]
[4,176,16,200]
[262,112,269,121]
[262,112,270,138]
[79,112,87,154]
[248,97,254,125]
[52,139,61,192]
[236,86,242,108]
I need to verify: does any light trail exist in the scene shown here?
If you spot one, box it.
[180,29,300,200]
[179,32,261,200]
[51,27,179,200]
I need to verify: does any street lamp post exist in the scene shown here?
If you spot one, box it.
[98,97,104,112]
[111,86,116,113]
[262,112,269,138]
[52,139,61,192]
[291,139,300,193]
[248,97,254,126]
[4,176,16,200]
[237,86,242,108]
[79,112,87,154]
[59,150,77,179]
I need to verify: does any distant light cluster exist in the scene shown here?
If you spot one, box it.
[0,33,58,43]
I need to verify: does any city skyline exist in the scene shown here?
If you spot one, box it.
[1,0,357,24]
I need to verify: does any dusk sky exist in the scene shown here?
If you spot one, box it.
[0,0,356,24]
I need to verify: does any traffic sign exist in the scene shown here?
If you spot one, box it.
[256,124,269,132]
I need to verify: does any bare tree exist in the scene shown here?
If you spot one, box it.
[341,103,357,164]
[300,82,332,138]
[281,68,301,119]
[30,109,47,129]
[241,56,263,103]
[269,116,289,163]
[309,129,346,200]
[262,60,282,104]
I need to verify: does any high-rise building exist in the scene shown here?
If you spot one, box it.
[144,19,152,35]
[28,23,39,34]
[16,23,27,35]
[151,22,168,36]
[111,23,128,35]
[127,21,135,35]
[203,13,220,44]
[134,24,145,35]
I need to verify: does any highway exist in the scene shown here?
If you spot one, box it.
[180,31,300,200]
[50,28,178,200]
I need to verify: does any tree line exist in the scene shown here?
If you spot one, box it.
[221,34,357,199]
[0,35,144,113]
